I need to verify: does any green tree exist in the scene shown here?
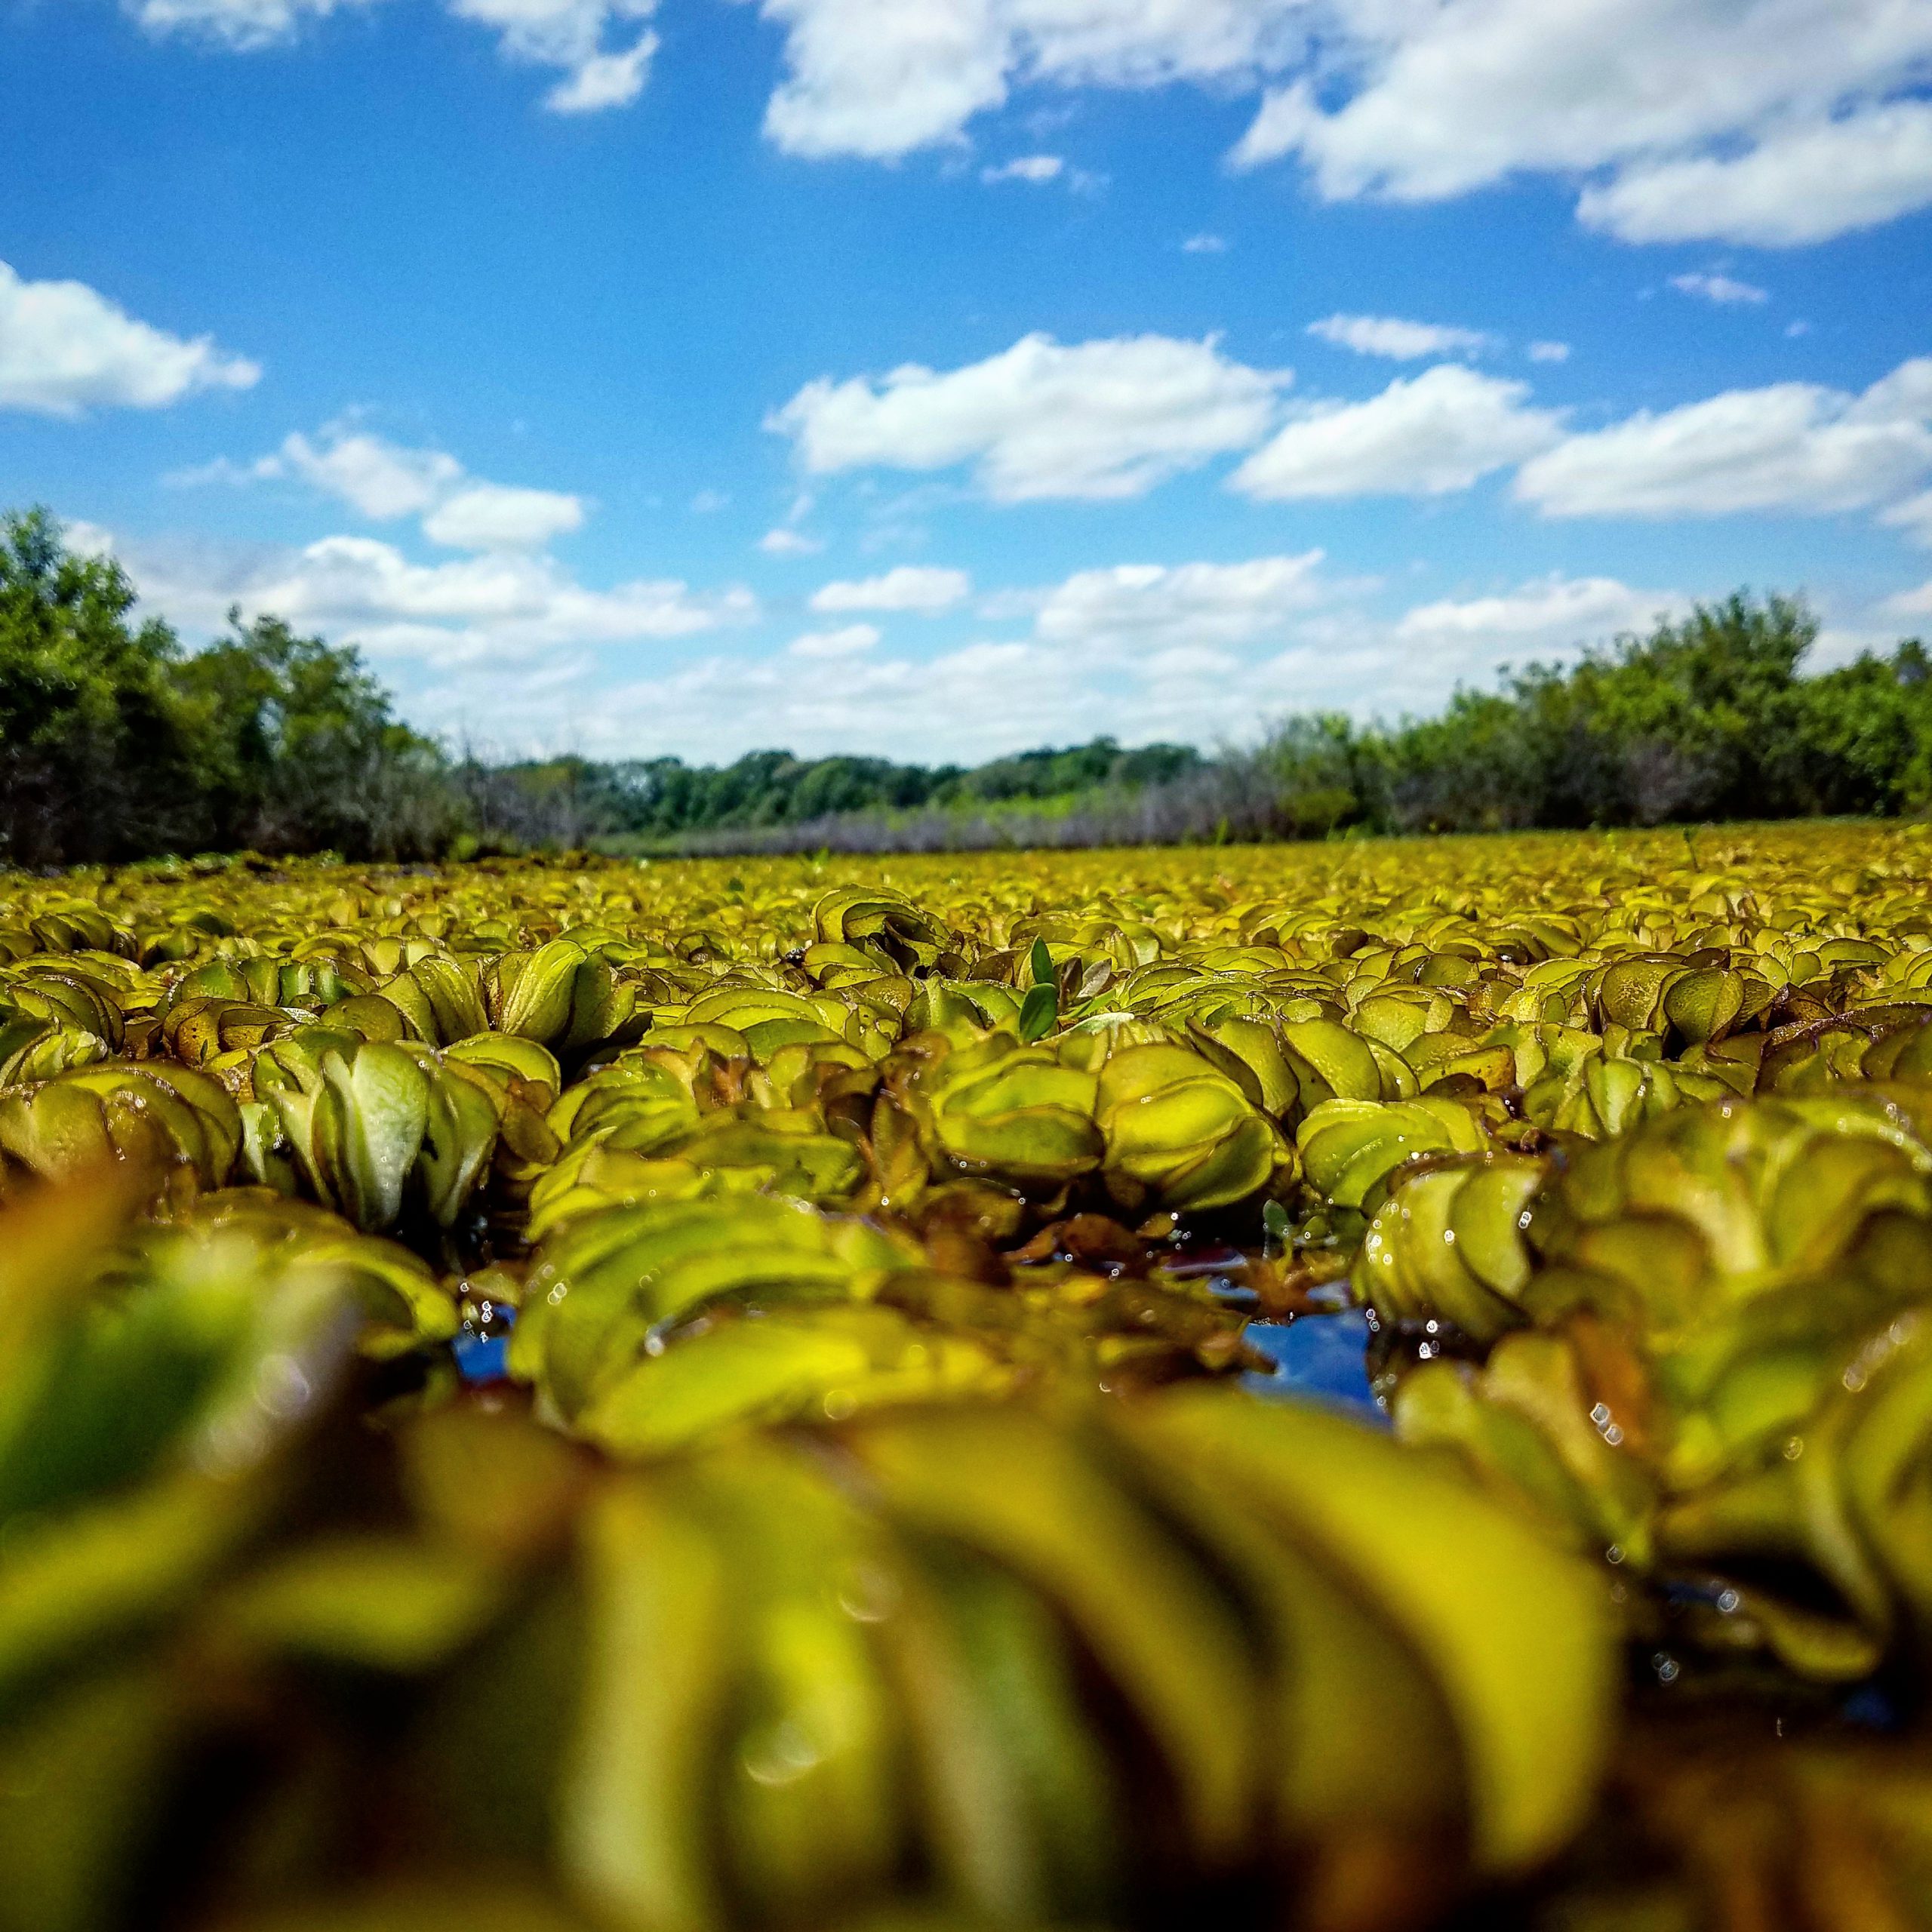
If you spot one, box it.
[0,508,200,865]
[171,609,452,855]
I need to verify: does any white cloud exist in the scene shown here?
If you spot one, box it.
[982,154,1064,183]
[755,0,1014,161]
[1884,580,1932,619]
[245,540,743,653]
[581,642,1079,764]
[1669,272,1769,306]
[448,0,658,111]
[1527,340,1572,364]
[94,525,756,673]
[543,34,657,111]
[215,425,586,552]
[60,520,119,561]
[749,0,1309,161]
[272,432,463,518]
[1882,490,1932,546]
[1033,553,1327,651]
[421,483,586,549]
[1183,233,1229,254]
[1230,0,1932,248]
[550,628,1255,765]
[691,489,731,513]
[1223,572,1695,730]
[771,331,1290,502]
[0,260,259,417]
[1810,622,1915,669]
[1516,357,1932,518]
[811,565,971,614]
[531,551,1335,764]
[1394,574,1690,652]
[137,0,654,111]
[1307,313,1499,361]
[1580,100,1932,246]
[525,564,1694,764]
[126,0,374,51]
[789,623,882,657]
[758,527,825,556]
[1231,364,1563,501]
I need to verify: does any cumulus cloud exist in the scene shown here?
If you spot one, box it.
[204,425,586,552]
[1516,357,1932,518]
[1231,0,1932,248]
[770,331,1290,502]
[1394,574,1690,651]
[1307,314,1499,360]
[0,259,259,417]
[1669,272,1769,306]
[758,527,825,556]
[811,565,971,614]
[421,483,586,549]
[1884,580,1932,618]
[1231,365,1564,501]
[93,524,756,674]
[1033,554,1327,651]
[1580,100,1932,246]
[789,623,881,657]
[270,432,463,518]
[749,0,1308,160]
[1527,341,1572,364]
[981,154,1064,183]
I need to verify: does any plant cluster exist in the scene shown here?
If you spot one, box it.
[2,823,1932,1927]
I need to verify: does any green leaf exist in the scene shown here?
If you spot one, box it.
[1017,983,1058,1044]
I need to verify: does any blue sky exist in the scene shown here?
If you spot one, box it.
[8,0,1932,763]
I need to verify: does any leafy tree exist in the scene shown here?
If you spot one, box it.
[172,610,453,856]
[0,512,455,865]
[1260,595,1932,838]
[0,508,199,865]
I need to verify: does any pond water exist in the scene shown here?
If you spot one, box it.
[1241,1309,1384,1423]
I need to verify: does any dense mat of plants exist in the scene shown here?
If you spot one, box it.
[2,823,1932,1929]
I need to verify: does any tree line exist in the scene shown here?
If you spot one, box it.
[459,738,1207,850]
[4,506,1929,866]
[1249,594,1932,840]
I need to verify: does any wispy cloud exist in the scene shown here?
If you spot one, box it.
[1669,271,1770,306]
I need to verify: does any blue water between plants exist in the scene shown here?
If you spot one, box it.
[1241,1312,1385,1425]
[454,1324,512,1383]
